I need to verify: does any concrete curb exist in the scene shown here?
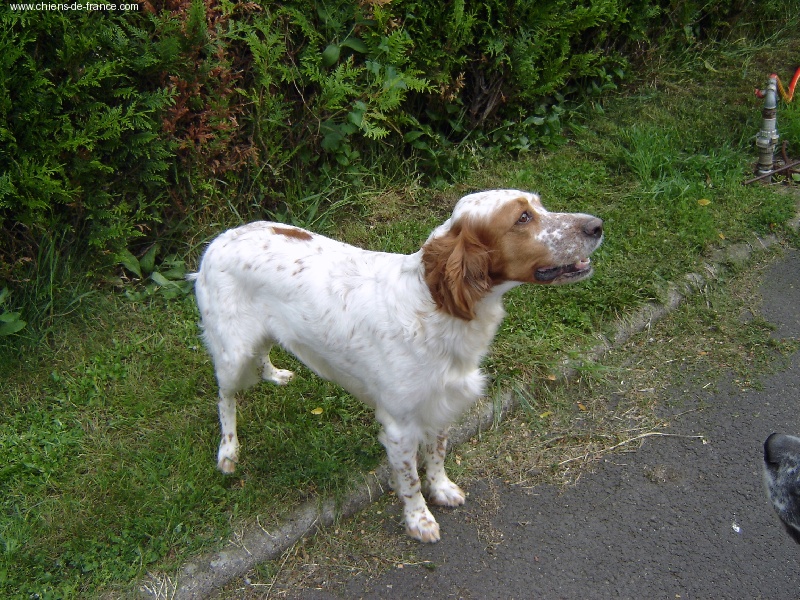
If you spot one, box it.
[137,231,785,600]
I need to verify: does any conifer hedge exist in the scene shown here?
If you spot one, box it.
[0,0,747,281]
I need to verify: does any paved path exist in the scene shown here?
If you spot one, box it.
[292,250,800,599]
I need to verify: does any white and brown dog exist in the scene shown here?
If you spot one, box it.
[191,190,603,542]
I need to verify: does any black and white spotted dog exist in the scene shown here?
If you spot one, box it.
[763,433,800,543]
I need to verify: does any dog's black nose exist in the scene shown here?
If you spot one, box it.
[583,217,603,239]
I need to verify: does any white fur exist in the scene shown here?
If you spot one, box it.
[191,190,602,542]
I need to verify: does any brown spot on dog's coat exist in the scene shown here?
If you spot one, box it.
[273,226,313,241]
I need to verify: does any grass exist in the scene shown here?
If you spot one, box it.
[3,16,800,599]
[0,294,384,597]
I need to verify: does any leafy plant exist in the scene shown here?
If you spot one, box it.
[119,245,193,301]
[0,288,24,336]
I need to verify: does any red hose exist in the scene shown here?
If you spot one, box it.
[755,68,800,101]
[776,67,800,102]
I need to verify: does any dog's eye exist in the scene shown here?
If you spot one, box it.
[517,211,533,224]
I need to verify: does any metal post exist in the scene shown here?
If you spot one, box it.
[756,75,779,179]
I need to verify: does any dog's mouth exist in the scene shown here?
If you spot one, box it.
[534,258,593,283]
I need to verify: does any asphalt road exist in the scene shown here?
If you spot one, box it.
[289,251,800,600]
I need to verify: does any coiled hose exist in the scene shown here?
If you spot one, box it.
[756,67,800,102]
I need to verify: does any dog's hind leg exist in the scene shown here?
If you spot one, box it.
[212,348,258,475]
[422,430,466,507]
[261,345,294,385]
[216,389,239,474]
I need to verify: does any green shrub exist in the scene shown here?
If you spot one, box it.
[0,0,757,310]
[0,8,175,270]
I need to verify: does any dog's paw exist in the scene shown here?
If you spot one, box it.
[405,507,441,543]
[426,478,466,507]
[217,456,237,474]
[217,441,239,474]
[264,367,294,386]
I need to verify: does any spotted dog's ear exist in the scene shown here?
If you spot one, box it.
[422,220,492,321]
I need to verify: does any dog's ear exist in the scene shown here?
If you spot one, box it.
[422,220,492,320]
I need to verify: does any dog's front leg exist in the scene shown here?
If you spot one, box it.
[423,429,466,507]
[379,422,440,543]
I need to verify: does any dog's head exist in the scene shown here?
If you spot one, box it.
[763,433,800,543]
[422,190,603,320]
